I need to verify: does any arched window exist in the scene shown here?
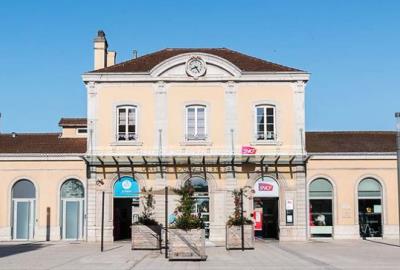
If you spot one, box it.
[60,179,85,240]
[358,178,382,198]
[61,179,84,199]
[185,176,209,238]
[117,105,137,141]
[12,179,36,240]
[185,176,208,194]
[12,179,35,199]
[358,178,382,237]
[185,105,207,141]
[255,104,276,141]
[309,178,333,237]
[309,178,333,198]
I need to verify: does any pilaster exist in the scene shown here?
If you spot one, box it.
[294,166,307,240]
[87,177,97,241]
[292,81,306,153]
[86,81,99,154]
[224,81,237,152]
[154,81,168,153]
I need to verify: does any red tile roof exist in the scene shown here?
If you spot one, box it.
[306,131,396,153]
[0,130,395,154]
[0,133,86,154]
[59,118,87,127]
[90,48,302,73]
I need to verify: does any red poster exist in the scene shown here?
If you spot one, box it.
[253,210,263,231]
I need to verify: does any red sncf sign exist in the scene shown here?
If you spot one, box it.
[258,182,273,191]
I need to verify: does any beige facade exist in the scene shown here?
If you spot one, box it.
[0,158,86,241]
[307,156,398,239]
[0,31,398,242]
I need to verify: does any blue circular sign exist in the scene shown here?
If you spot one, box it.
[113,176,139,198]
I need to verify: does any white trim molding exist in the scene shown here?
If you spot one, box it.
[150,53,242,78]
[82,72,310,83]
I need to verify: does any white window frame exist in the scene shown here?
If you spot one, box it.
[185,105,207,141]
[254,104,276,141]
[116,105,137,141]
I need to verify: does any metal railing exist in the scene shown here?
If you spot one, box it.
[117,132,137,141]
[185,133,208,141]
[255,131,275,141]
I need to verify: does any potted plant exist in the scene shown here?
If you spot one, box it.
[168,183,207,261]
[132,187,162,250]
[226,189,254,250]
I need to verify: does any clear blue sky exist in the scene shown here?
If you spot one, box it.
[0,0,399,133]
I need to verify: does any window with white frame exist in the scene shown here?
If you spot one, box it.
[117,105,137,141]
[255,105,276,141]
[186,105,207,140]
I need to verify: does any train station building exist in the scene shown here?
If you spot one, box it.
[0,31,398,242]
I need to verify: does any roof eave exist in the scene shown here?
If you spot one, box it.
[82,71,310,83]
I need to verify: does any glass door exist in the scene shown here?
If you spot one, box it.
[13,200,34,240]
[62,199,83,240]
[194,196,210,238]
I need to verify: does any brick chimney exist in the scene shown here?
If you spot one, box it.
[93,30,117,70]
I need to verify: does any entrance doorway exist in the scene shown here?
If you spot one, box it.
[252,176,280,240]
[61,179,85,240]
[113,198,133,240]
[185,176,210,238]
[113,176,140,241]
[12,179,36,240]
[254,198,279,239]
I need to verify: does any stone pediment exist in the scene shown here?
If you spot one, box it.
[150,53,242,80]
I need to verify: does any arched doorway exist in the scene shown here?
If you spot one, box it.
[185,176,210,238]
[12,179,36,240]
[113,176,140,240]
[358,178,382,237]
[252,176,279,239]
[309,178,333,237]
[60,179,85,240]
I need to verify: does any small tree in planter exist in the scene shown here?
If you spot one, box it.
[132,187,161,250]
[169,183,207,261]
[226,188,254,250]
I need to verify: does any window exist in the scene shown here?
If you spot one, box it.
[186,105,206,140]
[61,179,84,199]
[358,178,382,237]
[309,178,333,237]
[255,105,275,141]
[12,179,36,199]
[76,128,87,134]
[117,106,137,141]
[185,177,209,238]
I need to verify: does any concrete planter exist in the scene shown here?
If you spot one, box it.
[226,225,255,250]
[131,225,161,250]
[168,229,207,261]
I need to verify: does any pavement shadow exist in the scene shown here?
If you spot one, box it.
[0,242,50,258]
[364,239,400,248]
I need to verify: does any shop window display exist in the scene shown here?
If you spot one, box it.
[309,178,333,237]
[358,178,382,237]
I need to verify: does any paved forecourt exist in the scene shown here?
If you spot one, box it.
[0,239,399,269]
